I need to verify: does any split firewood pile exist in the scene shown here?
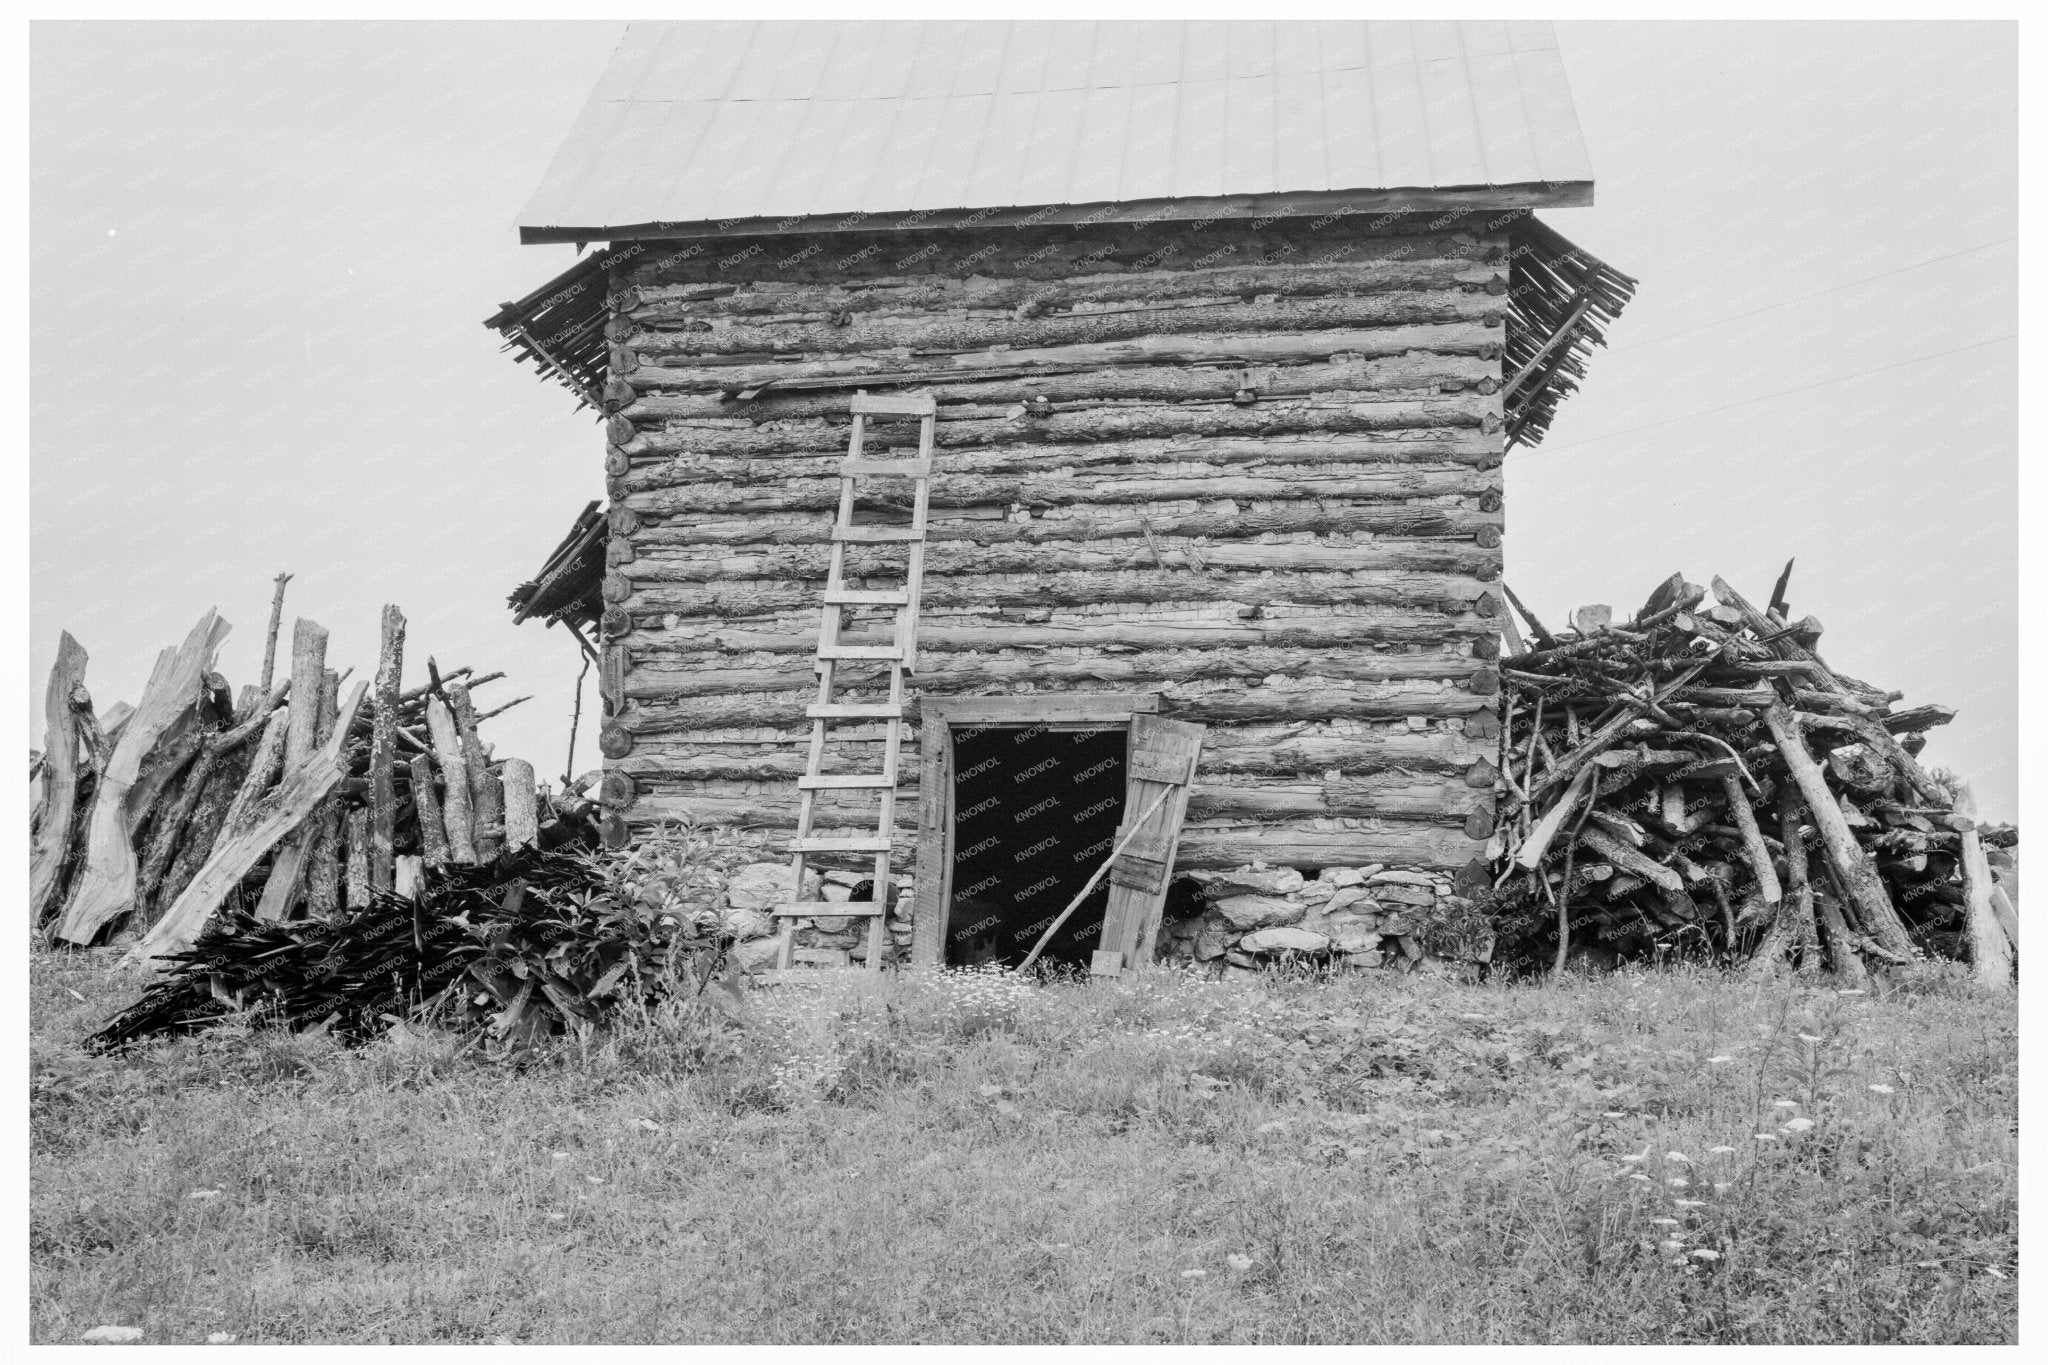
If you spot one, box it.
[29,576,597,962]
[1484,567,2018,985]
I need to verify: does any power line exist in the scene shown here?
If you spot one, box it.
[1514,333,2017,460]
[1602,237,2017,354]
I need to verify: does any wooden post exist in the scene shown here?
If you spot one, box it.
[409,753,451,867]
[425,696,478,863]
[1760,703,1916,961]
[501,758,538,851]
[368,605,406,893]
[1954,783,2011,992]
[29,634,90,924]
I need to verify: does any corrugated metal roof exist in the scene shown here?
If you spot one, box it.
[518,21,1594,242]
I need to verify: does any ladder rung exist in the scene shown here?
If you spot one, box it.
[850,393,937,416]
[821,588,909,606]
[833,525,925,543]
[786,836,895,853]
[769,901,888,917]
[806,702,905,718]
[817,644,905,660]
[841,459,931,477]
[797,773,897,790]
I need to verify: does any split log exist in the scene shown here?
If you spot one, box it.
[217,707,290,842]
[685,615,1494,658]
[302,669,345,917]
[409,753,451,867]
[253,618,329,920]
[129,682,368,963]
[1954,784,2012,991]
[368,605,406,893]
[29,634,90,924]
[159,741,253,918]
[1761,703,1917,961]
[1720,773,1783,905]
[449,682,503,860]
[54,610,232,945]
[344,807,371,909]
[501,759,538,851]
[1575,826,1685,893]
[256,571,291,700]
[425,697,478,863]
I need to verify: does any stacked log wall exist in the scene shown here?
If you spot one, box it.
[593,216,1510,876]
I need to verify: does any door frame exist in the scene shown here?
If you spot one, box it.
[909,692,1161,969]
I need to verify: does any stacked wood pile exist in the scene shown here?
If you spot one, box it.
[1485,568,2018,985]
[30,581,581,962]
[580,212,1621,876]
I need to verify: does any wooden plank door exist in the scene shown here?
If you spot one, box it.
[1093,714,1205,976]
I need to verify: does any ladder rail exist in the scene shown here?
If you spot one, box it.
[778,391,932,975]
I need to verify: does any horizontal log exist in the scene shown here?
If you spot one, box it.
[628,323,1500,392]
[627,469,1498,517]
[629,257,1500,322]
[619,676,1486,737]
[622,291,1501,358]
[639,500,1498,548]
[1185,775,1479,823]
[1175,822,1483,872]
[633,785,922,829]
[631,355,1500,419]
[618,394,1490,464]
[653,615,1490,658]
[629,538,1500,585]
[624,646,1488,702]
[624,224,1501,288]
[624,568,1489,617]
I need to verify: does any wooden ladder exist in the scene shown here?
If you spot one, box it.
[772,391,936,972]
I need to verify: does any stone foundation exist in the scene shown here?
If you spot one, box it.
[713,858,1480,975]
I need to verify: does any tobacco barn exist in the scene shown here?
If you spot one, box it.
[492,20,1633,976]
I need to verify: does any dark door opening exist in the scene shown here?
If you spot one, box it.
[945,725,1128,969]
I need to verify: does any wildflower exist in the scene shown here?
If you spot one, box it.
[1665,1151,1691,1163]
[1713,1182,1731,1193]
[1675,1199,1706,1208]
[1869,1084,1895,1095]
[1180,1268,1206,1280]
[1667,1177,1689,1187]
[1707,1055,1734,1064]
[188,1190,221,1200]
[1755,1134,1778,1142]
[1629,1173,1652,1183]
[586,1175,606,1184]
[207,1333,237,1344]
[1691,1249,1722,1261]
[1227,1253,1254,1272]
[1781,1116,1814,1133]
[1659,1240,1685,1254]
[1837,989,1865,996]
[1797,1033,1824,1044]
[1709,1145,1736,1154]
[1620,1154,1645,1164]
[1603,1111,1627,1118]
[1771,1100,1798,1109]
[1651,1217,1680,1226]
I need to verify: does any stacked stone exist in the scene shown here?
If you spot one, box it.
[718,861,917,971]
[1160,861,1464,976]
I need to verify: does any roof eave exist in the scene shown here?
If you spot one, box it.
[516,181,1594,247]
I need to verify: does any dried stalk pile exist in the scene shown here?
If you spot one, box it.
[1485,568,2018,983]
[30,582,588,960]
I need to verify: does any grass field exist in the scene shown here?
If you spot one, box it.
[30,948,2017,1345]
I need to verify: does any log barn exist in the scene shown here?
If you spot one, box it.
[493,20,1633,975]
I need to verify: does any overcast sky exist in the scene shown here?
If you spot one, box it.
[29,21,2017,819]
